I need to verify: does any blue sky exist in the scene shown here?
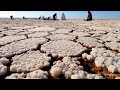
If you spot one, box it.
[0,11,120,19]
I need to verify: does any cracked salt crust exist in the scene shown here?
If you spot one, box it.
[50,57,84,79]
[100,33,119,42]
[89,26,113,31]
[10,26,38,30]
[0,33,4,38]
[0,63,7,76]
[1,29,25,35]
[0,57,10,65]
[0,37,48,57]
[41,40,87,57]
[50,57,104,79]
[70,31,90,37]
[0,35,26,46]
[5,70,48,79]
[88,48,120,73]
[29,27,55,32]
[51,28,72,34]
[105,42,120,52]
[5,73,26,79]
[28,32,49,38]
[10,50,51,73]
[46,34,76,41]
[77,37,104,48]
[89,31,107,34]
[26,70,48,79]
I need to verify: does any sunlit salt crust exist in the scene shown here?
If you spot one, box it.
[41,40,87,57]
[51,28,72,34]
[0,37,48,57]
[70,31,90,37]
[0,35,26,46]
[0,57,10,65]
[10,50,51,73]
[89,48,120,73]
[50,57,104,79]
[10,26,38,30]
[100,33,119,42]
[28,32,49,38]
[1,29,25,35]
[77,37,104,48]
[105,42,120,52]
[46,34,76,41]
[50,57,84,79]
[0,63,7,76]
[5,73,26,79]
[29,27,55,32]
[26,70,48,79]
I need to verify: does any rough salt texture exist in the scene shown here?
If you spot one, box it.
[77,37,104,48]
[17,31,34,35]
[0,35,26,46]
[0,33,4,38]
[1,29,25,35]
[29,27,55,32]
[89,48,120,73]
[50,57,84,79]
[0,19,120,79]
[70,31,91,37]
[41,40,87,57]
[28,32,49,38]
[105,42,120,52]
[89,26,113,31]
[26,70,48,79]
[0,57,10,65]
[50,57,104,79]
[89,31,107,35]
[100,33,119,42]
[51,28,72,34]
[10,50,51,73]
[0,37,48,58]
[5,73,26,79]
[46,34,76,41]
[0,64,7,76]
[10,26,37,30]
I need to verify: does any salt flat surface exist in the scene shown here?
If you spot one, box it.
[0,19,120,79]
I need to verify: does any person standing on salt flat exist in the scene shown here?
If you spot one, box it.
[23,16,27,20]
[61,13,66,20]
[10,15,14,20]
[53,13,57,20]
[84,11,92,21]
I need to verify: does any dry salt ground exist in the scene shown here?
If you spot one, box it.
[0,19,120,79]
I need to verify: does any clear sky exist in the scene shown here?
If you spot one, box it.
[0,11,120,19]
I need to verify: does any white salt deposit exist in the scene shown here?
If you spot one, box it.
[41,40,87,57]
[10,50,51,73]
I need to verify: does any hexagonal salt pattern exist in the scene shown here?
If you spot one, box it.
[10,50,51,73]
[105,42,120,52]
[0,37,48,58]
[28,32,50,38]
[41,40,87,57]
[0,35,26,46]
[46,34,76,41]
[29,27,55,32]
[85,48,120,73]
[51,28,73,34]
[77,37,104,48]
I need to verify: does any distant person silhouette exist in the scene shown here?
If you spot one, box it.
[53,13,57,20]
[84,11,92,21]
[39,16,41,20]
[10,15,14,20]
[87,11,92,21]
[23,16,27,19]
